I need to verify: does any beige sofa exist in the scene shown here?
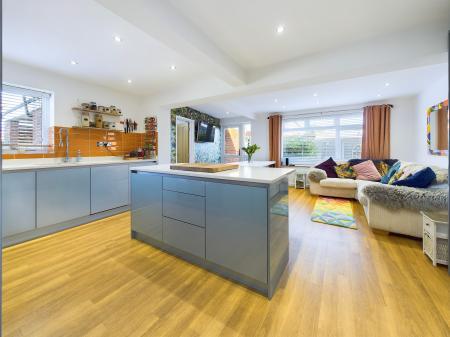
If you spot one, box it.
[307,168,447,238]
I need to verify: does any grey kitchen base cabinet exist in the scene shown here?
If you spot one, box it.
[37,167,91,228]
[91,164,129,213]
[131,172,163,241]
[2,162,156,246]
[131,171,290,298]
[205,182,268,283]
[2,172,36,237]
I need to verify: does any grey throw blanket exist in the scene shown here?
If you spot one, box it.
[362,184,448,211]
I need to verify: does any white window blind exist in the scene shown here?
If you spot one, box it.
[2,84,51,152]
[282,111,363,164]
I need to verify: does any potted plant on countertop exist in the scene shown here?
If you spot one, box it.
[241,143,261,163]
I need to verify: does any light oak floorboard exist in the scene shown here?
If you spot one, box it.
[3,188,449,337]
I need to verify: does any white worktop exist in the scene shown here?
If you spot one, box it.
[132,164,295,184]
[237,160,275,167]
[3,157,158,172]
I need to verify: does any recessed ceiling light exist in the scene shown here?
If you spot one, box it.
[282,105,286,109]
[313,93,318,97]
[276,25,285,34]
[377,93,381,97]
[385,82,390,87]
[70,60,78,65]
[225,111,230,115]
[127,79,132,84]
[274,98,278,103]
[114,35,122,43]
[170,65,177,70]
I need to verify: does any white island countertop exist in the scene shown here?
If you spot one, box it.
[132,163,294,184]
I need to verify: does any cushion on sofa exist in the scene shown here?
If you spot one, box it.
[320,178,358,189]
[348,158,398,168]
[397,164,426,180]
[374,161,390,176]
[388,163,426,184]
[393,167,436,188]
[334,163,356,179]
[352,160,382,181]
[430,167,448,184]
[381,160,401,184]
[315,157,338,178]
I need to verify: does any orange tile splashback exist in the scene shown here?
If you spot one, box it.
[3,126,151,159]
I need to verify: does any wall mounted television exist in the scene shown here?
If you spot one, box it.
[195,121,215,142]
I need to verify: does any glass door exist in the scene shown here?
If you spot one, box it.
[222,124,251,163]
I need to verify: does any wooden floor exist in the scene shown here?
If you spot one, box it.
[3,189,449,337]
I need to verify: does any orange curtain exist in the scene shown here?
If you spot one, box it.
[268,115,282,167]
[361,105,391,159]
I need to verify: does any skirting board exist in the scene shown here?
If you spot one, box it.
[3,206,130,247]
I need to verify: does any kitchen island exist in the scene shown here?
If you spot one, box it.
[130,164,295,298]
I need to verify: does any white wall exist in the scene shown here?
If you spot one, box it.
[414,73,448,167]
[3,60,145,131]
[380,96,418,162]
[141,99,172,164]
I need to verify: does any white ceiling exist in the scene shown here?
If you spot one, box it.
[169,0,450,68]
[191,63,448,119]
[2,0,449,104]
[3,0,209,95]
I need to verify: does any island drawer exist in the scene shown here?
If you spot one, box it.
[163,176,205,196]
[163,190,205,227]
[163,217,205,258]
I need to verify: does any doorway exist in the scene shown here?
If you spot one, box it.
[176,116,195,163]
[222,123,251,163]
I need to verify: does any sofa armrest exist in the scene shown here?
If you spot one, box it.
[307,168,327,183]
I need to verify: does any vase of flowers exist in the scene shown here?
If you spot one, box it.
[241,143,261,163]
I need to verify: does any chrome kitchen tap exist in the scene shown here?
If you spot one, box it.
[59,128,70,162]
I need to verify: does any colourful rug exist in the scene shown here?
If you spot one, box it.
[311,197,357,229]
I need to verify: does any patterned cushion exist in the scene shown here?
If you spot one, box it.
[352,160,382,181]
[388,169,404,185]
[374,161,390,176]
[381,161,401,184]
[397,164,426,180]
[334,163,356,179]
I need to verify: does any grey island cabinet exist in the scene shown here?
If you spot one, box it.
[131,164,295,298]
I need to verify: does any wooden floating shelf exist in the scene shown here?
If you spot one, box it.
[72,126,124,132]
[72,107,122,117]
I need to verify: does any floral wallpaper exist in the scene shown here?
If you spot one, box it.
[170,107,221,163]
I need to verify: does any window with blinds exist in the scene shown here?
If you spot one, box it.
[282,111,363,164]
[2,84,52,153]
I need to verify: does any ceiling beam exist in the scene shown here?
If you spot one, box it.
[155,22,448,108]
[95,0,246,87]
